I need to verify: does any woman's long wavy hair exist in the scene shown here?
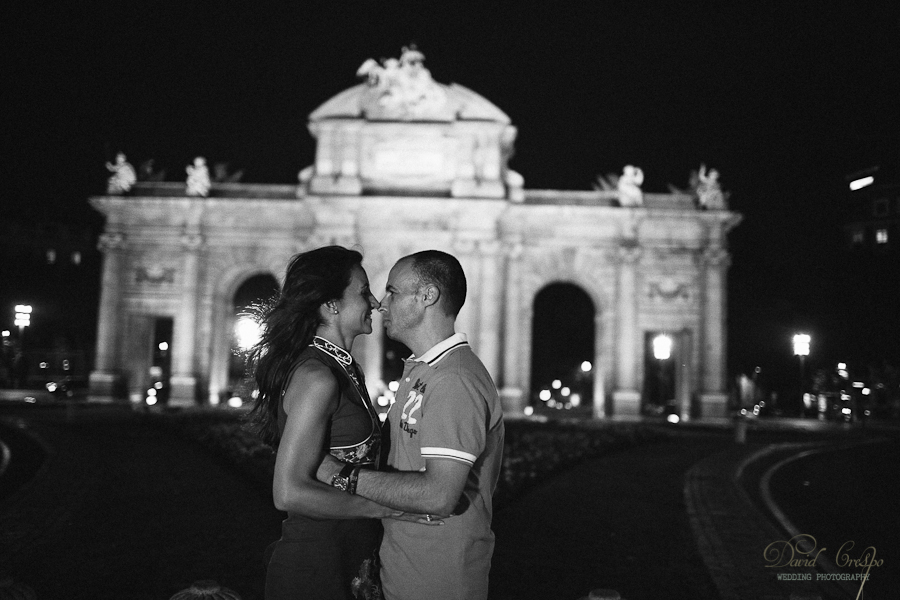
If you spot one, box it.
[245,246,363,447]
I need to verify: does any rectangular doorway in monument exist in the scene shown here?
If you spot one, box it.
[122,314,171,406]
[642,330,693,420]
[149,317,172,406]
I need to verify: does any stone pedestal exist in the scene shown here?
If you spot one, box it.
[310,175,362,195]
[88,371,125,402]
[500,387,525,416]
[169,374,198,407]
[612,389,641,417]
[700,392,729,418]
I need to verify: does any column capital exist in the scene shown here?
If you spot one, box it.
[701,246,731,267]
[180,232,205,251]
[502,238,524,259]
[98,232,126,252]
[477,239,502,256]
[616,243,643,265]
[452,237,478,255]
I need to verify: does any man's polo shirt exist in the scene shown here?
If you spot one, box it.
[380,333,505,600]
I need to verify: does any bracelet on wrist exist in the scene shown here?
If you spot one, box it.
[347,465,360,495]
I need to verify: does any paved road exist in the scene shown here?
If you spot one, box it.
[2,403,896,600]
[0,404,283,600]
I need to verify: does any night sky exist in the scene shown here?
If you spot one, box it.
[3,2,899,389]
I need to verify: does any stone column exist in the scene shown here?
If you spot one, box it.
[500,239,525,414]
[612,244,642,417]
[677,328,693,422]
[89,232,127,401]
[592,311,607,418]
[477,240,502,381]
[169,229,204,406]
[453,238,478,340]
[699,246,731,418]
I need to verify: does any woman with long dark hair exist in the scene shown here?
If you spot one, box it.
[247,246,424,600]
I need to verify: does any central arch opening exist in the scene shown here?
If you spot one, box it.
[530,282,595,415]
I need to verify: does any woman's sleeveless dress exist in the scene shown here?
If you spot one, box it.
[265,338,383,600]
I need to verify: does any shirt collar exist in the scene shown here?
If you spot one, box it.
[410,332,469,366]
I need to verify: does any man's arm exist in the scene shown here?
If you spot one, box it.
[318,454,470,517]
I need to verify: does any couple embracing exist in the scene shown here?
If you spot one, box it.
[247,247,505,600]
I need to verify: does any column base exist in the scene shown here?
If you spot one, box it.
[612,389,642,417]
[88,371,126,402]
[699,393,730,419]
[310,175,362,195]
[169,374,199,407]
[500,387,525,416]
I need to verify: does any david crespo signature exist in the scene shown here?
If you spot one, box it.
[764,534,883,599]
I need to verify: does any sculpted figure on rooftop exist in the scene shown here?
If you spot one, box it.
[106,152,137,194]
[186,156,211,197]
[356,45,448,120]
[696,164,728,210]
[617,165,645,207]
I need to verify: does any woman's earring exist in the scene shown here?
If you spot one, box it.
[332,308,339,315]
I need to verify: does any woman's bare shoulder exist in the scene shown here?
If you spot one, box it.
[283,357,339,413]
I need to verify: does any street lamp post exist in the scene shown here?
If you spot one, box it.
[13,305,32,389]
[793,333,810,410]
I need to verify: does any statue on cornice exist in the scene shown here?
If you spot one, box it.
[617,165,644,207]
[105,152,136,194]
[356,45,449,120]
[696,164,728,210]
[186,156,211,197]
[138,158,166,182]
[213,162,244,183]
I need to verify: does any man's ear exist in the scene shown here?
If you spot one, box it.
[421,284,441,308]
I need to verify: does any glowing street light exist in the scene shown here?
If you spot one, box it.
[792,334,810,357]
[234,316,262,350]
[793,333,811,407]
[849,176,874,191]
[14,305,32,331]
[653,334,672,361]
[652,334,673,410]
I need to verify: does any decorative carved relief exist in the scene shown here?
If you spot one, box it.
[135,265,176,285]
[646,278,692,303]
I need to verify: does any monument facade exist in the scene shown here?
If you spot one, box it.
[89,49,741,419]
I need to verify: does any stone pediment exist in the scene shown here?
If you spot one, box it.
[309,82,511,124]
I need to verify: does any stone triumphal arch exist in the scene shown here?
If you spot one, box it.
[89,48,741,419]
